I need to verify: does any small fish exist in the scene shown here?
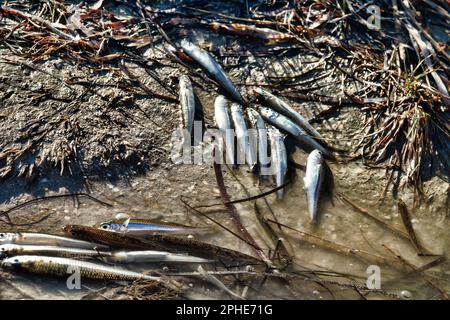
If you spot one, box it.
[0,255,162,282]
[269,127,288,200]
[0,244,111,259]
[64,225,260,265]
[258,107,334,159]
[111,250,212,264]
[303,150,324,224]
[231,103,257,171]
[99,217,207,236]
[0,232,108,250]
[247,108,269,176]
[63,225,167,251]
[179,75,195,134]
[254,88,324,142]
[214,95,235,166]
[180,39,244,104]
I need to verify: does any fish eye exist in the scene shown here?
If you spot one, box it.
[101,225,109,230]
[0,233,5,239]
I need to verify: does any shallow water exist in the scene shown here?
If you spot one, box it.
[0,0,448,300]
[0,158,448,299]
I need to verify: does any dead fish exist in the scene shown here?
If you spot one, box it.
[214,95,235,166]
[254,88,324,142]
[269,127,288,200]
[64,225,261,265]
[63,225,168,251]
[258,107,334,159]
[98,217,207,236]
[303,150,324,224]
[247,108,269,176]
[0,244,111,258]
[0,232,108,250]
[111,250,212,264]
[231,103,257,171]
[179,75,195,134]
[0,255,162,282]
[180,39,244,104]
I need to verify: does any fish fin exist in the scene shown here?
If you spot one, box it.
[115,212,130,220]
[122,218,131,229]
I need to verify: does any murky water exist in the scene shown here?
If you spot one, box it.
[0,158,448,299]
[0,0,448,300]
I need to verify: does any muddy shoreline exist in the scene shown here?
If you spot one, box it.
[0,1,449,300]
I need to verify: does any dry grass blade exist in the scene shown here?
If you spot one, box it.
[382,245,450,300]
[197,265,244,300]
[213,161,273,267]
[266,219,405,271]
[337,192,409,239]
[397,199,433,255]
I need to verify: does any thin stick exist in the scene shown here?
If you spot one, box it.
[397,199,430,255]
[213,161,273,267]
[179,197,260,250]
[382,245,449,300]
[0,193,112,222]
[194,180,291,209]
[337,192,409,239]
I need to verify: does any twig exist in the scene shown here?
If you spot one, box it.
[213,161,274,268]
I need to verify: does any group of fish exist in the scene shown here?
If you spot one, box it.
[0,215,231,288]
[0,39,333,288]
[178,39,334,224]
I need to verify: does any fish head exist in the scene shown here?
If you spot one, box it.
[0,233,15,244]
[98,221,124,232]
[259,107,277,121]
[246,108,260,123]
[0,244,19,259]
[0,256,22,268]
[0,244,19,253]
[230,103,243,113]
[308,149,323,165]
[268,126,282,138]
[180,38,191,49]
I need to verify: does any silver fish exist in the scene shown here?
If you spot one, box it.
[98,217,207,236]
[0,232,108,250]
[180,39,244,104]
[231,103,257,171]
[269,127,287,200]
[111,250,212,264]
[179,75,195,134]
[258,107,334,159]
[303,149,324,224]
[247,108,270,176]
[214,95,235,166]
[254,88,323,142]
[0,255,162,282]
[0,244,112,258]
